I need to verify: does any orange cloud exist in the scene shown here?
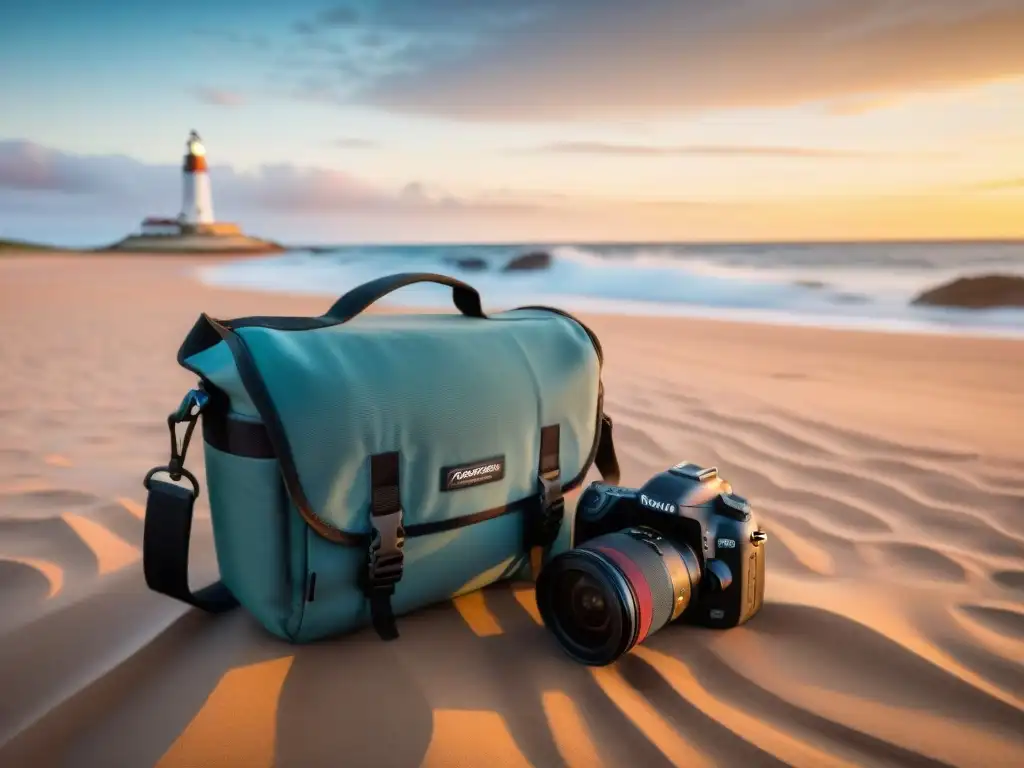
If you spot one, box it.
[967,178,1024,192]
[531,142,906,159]
[313,1,1024,120]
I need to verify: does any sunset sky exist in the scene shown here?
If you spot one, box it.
[1,0,1022,245]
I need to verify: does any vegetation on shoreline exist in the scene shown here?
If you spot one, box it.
[0,235,283,255]
[0,237,67,253]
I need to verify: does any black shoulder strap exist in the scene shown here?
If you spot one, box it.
[594,413,620,485]
[142,476,237,613]
[142,389,237,614]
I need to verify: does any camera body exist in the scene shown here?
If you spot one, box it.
[573,462,766,629]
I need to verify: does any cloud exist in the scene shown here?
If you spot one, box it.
[0,140,550,217]
[532,142,881,159]
[967,177,1024,192]
[822,94,901,116]
[291,5,361,34]
[318,5,361,27]
[280,0,1024,121]
[333,137,379,149]
[299,2,537,33]
[194,88,246,107]
[0,141,99,192]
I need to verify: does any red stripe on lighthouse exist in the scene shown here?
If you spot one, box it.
[184,155,208,172]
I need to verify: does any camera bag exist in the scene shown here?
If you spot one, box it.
[141,273,620,642]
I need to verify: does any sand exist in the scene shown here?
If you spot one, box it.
[1,253,1023,768]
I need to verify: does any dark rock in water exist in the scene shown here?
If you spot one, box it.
[446,257,488,272]
[502,251,552,272]
[832,292,870,305]
[911,274,1024,309]
[795,280,828,289]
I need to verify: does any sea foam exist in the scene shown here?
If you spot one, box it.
[195,242,1024,338]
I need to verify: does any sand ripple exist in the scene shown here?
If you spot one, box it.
[992,570,1024,593]
[1,256,1023,767]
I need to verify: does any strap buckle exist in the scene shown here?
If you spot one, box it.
[167,387,209,479]
[365,510,406,595]
[143,385,209,497]
[529,471,564,548]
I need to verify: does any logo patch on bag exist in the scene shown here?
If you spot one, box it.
[441,456,506,491]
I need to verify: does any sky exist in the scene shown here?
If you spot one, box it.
[0,0,1022,245]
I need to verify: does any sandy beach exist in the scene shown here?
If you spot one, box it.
[1,253,1023,768]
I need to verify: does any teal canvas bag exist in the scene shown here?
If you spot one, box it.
[141,273,620,643]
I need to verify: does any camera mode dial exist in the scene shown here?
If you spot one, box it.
[715,492,752,522]
[577,483,632,519]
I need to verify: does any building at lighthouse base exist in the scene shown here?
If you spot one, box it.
[139,218,242,237]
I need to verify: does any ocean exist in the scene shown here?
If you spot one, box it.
[195,241,1024,338]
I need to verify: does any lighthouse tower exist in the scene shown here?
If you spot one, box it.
[179,130,215,226]
[130,128,259,248]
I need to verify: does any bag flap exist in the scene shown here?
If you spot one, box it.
[182,310,602,540]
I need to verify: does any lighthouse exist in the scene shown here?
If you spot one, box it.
[123,129,278,252]
[179,130,215,225]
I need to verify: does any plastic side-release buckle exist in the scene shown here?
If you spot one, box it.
[365,450,405,641]
[366,509,406,593]
[529,471,564,549]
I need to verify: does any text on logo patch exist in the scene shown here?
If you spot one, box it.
[441,456,506,491]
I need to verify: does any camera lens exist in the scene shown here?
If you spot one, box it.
[536,527,702,666]
[556,572,613,645]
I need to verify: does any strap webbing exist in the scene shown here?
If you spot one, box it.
[539,424,560,477]
[594,413,620,485]
[142,478,237,613]
[365,452,405,641]
[528,425,564,548]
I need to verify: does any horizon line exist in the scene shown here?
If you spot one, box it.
[287,236,1024,249]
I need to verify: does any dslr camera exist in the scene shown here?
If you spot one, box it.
[535,462,767,665]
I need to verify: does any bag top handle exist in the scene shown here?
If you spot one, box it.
[325,273,486,321]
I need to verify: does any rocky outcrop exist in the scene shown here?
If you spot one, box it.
[105,233,285,254]
[911,274,1024,309]
[502,251,552,272]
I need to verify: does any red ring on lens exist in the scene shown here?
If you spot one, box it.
[592,545,653,645]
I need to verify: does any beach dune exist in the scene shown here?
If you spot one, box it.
[1,254,1023,767]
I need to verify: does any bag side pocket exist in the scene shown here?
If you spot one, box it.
[204,435,299,640]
